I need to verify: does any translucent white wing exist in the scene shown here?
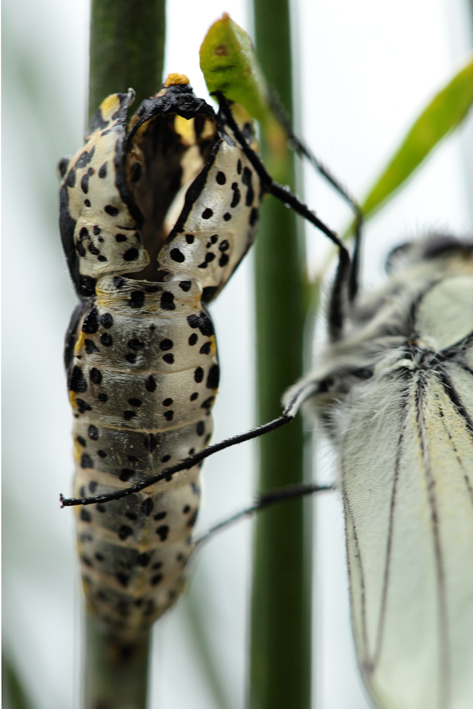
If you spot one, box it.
[342,360,473,709]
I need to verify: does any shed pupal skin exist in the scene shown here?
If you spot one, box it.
[286,236,473,709]
[59,77,261,639]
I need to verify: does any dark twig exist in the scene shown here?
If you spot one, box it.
[60,384,317,507]
[195,482,335,548]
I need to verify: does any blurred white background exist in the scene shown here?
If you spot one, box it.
[2,0,472,708]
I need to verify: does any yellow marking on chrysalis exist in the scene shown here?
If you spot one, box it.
[188,289,203,311]
[209,334,218,356]
[98,94,122,123]
[200,118,217,140]
[174,115,196,147]
[72,439,83,465]
[74,329,87,355]
[128,113,140,132]
[164,73,190,87]
[69,390,78,409]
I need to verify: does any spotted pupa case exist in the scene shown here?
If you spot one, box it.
[59,75,261,638]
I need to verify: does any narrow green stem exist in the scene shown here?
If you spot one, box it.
[88,0,166,120]
[2,651,36,709]
[250,1,312,708]
[84,614,150,709]
[84,2,166,707]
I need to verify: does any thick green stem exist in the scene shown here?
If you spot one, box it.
[2,652,36,709]
[250,2,312,708]
[88,0,166,121]
[84,1,166,707]
[84,614,150,709]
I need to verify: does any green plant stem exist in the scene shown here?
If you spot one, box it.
[84,1,166,707]
[250,2,312,708]
[84,614,150,709]
[2,652,36,709]
[88,0,166,121]
[186,587,235,709]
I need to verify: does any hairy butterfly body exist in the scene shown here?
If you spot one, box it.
[286,235,473,708]
[59,76,261,638]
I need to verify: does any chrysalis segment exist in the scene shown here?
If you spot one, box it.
[68,277,215,637]
[59,91,150,298]
[292,238,473,708]
[60,79,261,639]
[159,131,260,302]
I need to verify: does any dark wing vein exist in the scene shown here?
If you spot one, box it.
[416,376,450,709]
[436,388,473,511]
[437,365,473,439]
[342,484,370,667]
[371,395,410,673]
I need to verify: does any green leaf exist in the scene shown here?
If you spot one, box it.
[199,14,271,125]
[362,56,473,219]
